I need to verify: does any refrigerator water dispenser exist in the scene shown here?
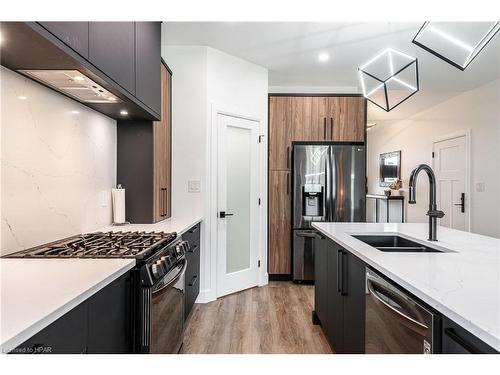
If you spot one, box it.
[302,184,324,217]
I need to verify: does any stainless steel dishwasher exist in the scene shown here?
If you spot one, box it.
[365,268,438,354]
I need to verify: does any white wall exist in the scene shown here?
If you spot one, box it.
[367,79,500,238]
[160,46,207,219]
[162,45,268,302]
[0,67,117,256]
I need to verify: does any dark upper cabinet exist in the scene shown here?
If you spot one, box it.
[314,236,366,354]
[135,22,161,115]
[89,22,136,95]
[39,22,89,59]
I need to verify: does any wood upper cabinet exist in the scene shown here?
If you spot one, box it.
[89,22,136,95]
[153,64,172,222]
[39,22,89,58]
[269,96,292,170]
[291,96,328,141]
[329,97,366,142]
[268,170,292,274]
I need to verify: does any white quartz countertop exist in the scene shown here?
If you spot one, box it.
[97,216,202,236]
[312,222,500,352]
[0,258,135,352]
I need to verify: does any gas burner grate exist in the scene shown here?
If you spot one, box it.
[7,231,177,259]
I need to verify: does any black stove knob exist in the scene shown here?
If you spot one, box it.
[152,263,161,278]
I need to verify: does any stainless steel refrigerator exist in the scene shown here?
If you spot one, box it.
[292,142,366,282]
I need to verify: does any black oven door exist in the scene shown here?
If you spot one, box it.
[150,259,186,354]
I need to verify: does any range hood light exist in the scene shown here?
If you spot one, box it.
[18,70,122,104]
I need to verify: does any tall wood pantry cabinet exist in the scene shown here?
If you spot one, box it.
[268,95,366,276]
[117,61,172,223]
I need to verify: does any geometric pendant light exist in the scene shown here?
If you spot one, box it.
[413,21,500,70]
[358,48,419,112]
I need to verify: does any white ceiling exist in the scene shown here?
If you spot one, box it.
[162,22,500,92]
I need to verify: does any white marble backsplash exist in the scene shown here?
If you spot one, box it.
[0,67,117,256]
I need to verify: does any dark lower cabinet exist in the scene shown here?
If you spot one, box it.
[13,301,88,354]
[314,236,365,353]
[183,223,201,320]
[87,272,132,353]
[13,272,132,354]
[314,234,328,326]
[441,316,498,354]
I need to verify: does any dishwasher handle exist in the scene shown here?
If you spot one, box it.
[367,278,428,336]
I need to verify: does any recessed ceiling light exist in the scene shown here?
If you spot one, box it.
[73,75,85,81]
[17,95,28,100]
[120,110,128,116]
[318,53,330,62]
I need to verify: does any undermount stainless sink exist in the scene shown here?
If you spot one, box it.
[352,235,447,253]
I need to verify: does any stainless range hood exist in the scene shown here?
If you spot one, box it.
[19,70,121,104]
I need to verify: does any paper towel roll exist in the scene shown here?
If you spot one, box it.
[112,188,126,224]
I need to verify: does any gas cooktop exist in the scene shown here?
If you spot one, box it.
[5,231,177,260]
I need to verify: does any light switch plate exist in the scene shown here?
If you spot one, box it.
[188,180,201,193]
[475,182,485,192]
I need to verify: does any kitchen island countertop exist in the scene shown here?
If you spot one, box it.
[312,222,500,352]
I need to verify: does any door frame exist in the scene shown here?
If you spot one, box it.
[202,104,267,303]
[431,129,471,232]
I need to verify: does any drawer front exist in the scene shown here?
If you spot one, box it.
[183,223,200,320]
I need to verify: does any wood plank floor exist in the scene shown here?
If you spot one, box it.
[183,281,332,354]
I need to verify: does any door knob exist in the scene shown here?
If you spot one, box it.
[219,211,234,218]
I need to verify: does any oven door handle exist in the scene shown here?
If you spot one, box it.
[152,259,187,295]
[367,278,428,335]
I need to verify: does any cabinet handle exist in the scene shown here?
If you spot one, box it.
[341,251,348,296]
[444,328,481,354]
[323,117,327,139]
[165,188,168,216]
[160,188,167,217]
[159,188,164,217]
[188,275,198,287]
[286,172,290,195]
[337,250,343,293]
[330,117,334,140]
[286,146,290,169]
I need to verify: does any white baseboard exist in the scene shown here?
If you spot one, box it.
[195,288,217,304]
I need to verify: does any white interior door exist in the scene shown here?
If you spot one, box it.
[433,134,469,231]
[217,114,260,297]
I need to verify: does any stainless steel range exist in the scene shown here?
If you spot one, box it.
[6,231,189,354]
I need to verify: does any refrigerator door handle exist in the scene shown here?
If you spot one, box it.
[324,148,330,221]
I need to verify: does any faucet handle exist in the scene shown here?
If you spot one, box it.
[427,210,445,218]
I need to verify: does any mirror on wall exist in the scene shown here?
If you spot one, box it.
[379,150,401,187]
